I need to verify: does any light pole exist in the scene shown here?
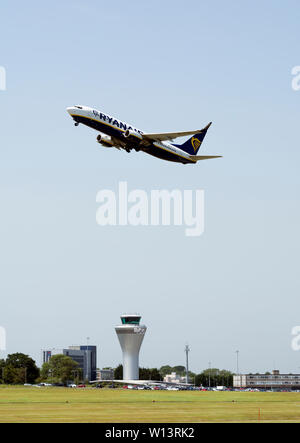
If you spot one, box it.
[235,350,239,374]
[208,361,211,388]
[185,345,190,385]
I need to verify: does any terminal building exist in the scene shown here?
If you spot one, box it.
[233,370,300,390]
[42,345,97,382]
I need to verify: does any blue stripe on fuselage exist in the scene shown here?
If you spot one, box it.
[145,145,194,164]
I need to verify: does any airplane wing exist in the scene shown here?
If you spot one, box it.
[142,130,204,142]
[190,155,222,161]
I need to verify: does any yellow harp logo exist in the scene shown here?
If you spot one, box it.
[191,137,202,153]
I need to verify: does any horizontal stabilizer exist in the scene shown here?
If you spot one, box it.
[191,155,222,161]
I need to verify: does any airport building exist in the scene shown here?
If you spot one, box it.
[42,350,53,364]
[115,313,147,380]
[65,346,97,382]
[233,370,300,390]
[42,348,65,364]
[164,372,186,384]
[42,345,97,382]
[97,368,115,381]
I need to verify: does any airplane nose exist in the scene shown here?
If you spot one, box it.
[66,106,75,115]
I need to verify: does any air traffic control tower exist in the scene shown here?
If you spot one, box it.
[115,314,147,380]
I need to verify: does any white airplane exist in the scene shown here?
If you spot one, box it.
[67,105,222,165]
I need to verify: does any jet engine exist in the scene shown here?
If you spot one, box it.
[124,129,143,143]
[96,134,113,147]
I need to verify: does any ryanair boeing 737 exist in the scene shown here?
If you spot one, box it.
[67,105,222,164]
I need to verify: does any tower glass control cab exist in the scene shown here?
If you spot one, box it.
[115,314,147,380]
[121,314,141,325]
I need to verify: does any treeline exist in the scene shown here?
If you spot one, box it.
[0,353,234,387]
[114,365,162,381]
[114,364,234,387]
[40,354,82,385]
[0,354,40,384]
[0,353,82,385]
[194,369,233,387]
[159,365,233,386]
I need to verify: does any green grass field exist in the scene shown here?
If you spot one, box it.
[1,386,300,423]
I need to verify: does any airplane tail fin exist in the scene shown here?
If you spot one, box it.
[174,122,212,155]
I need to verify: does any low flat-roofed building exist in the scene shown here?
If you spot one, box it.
[234,370,300,390]
[163,372,186,384]
[97,369,115,381]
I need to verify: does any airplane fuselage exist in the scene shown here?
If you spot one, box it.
[67,105,197,164]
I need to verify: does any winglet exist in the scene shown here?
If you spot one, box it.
[203,122,212,131]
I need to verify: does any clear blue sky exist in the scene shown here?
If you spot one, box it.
[0,0,300,373]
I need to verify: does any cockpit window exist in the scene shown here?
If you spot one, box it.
[75,106,83,109]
